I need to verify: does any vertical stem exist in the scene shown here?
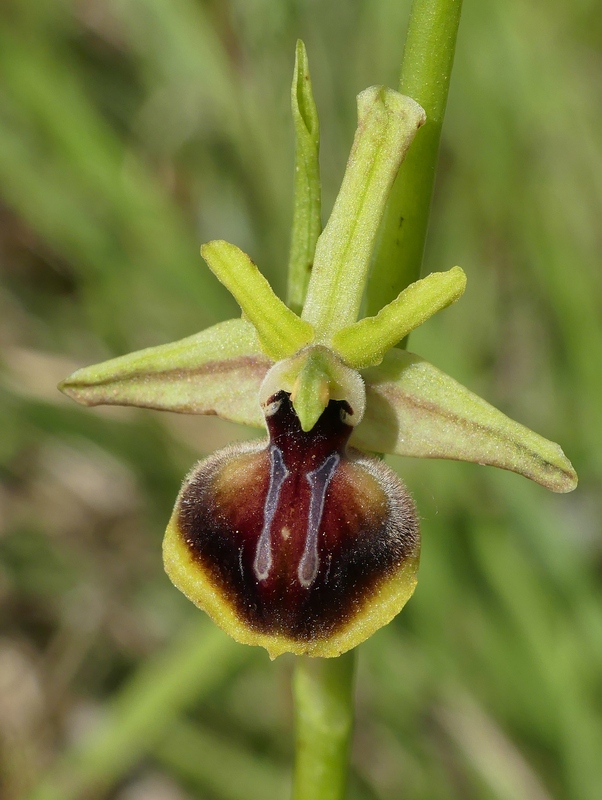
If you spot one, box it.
[292,651,356,800]
[367,0,464,315]
[291,4,463,797]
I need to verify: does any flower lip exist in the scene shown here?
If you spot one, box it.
[163,391,420,658]
[263,390,353,464]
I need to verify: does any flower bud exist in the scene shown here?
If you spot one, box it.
[163,392,419,658]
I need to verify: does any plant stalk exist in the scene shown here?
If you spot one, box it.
[367,0,464,315]
[292,652,356,800]
[291,3,463,796]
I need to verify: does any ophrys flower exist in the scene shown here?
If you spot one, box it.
[60,45,576,659]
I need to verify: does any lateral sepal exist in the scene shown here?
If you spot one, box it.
[59,319,271,428]
[352,348,577,493]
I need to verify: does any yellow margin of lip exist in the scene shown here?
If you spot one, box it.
[162,507,420,660]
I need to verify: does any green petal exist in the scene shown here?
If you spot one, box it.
[59,319,271,428]
[201,240,314,360]
[352,349,577,493]
[332,266,466,369]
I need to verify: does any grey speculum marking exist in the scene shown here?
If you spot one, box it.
[253,445,289,582]
[298,453,340,588]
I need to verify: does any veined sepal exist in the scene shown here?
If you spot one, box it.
[352,348,577,493]
[301,86,425,336]
[58,318,272,428]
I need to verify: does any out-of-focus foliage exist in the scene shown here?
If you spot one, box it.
[0,1,600,798]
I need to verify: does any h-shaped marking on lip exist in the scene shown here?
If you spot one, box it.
[298,452,340,588]
[253,445,289,582]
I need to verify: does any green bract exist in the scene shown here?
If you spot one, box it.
[59,42,576,657]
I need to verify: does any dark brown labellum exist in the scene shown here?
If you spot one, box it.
[163,392,420,657]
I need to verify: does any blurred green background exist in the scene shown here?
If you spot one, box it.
[0,1,600,798]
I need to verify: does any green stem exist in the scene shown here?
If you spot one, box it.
[367,0,464,315]
[292,651,356,800]
[290,4,463,796]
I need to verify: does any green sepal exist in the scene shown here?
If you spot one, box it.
[59,319,272,428]
[259,346,366,433]
[352,348,577,493]
[201,240,315,360]
[332,266,466,369]
[287,40,322,315]
[301,87,425,337]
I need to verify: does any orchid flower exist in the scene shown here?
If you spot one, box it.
[59,44,576,660]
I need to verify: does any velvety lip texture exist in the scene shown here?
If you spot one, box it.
[175,392,420,643]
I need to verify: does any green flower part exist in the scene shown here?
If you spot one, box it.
[60,44,576,659]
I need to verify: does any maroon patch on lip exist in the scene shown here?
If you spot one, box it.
[177,392,418,642]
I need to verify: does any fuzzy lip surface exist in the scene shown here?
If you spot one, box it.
[164,393,420,656]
